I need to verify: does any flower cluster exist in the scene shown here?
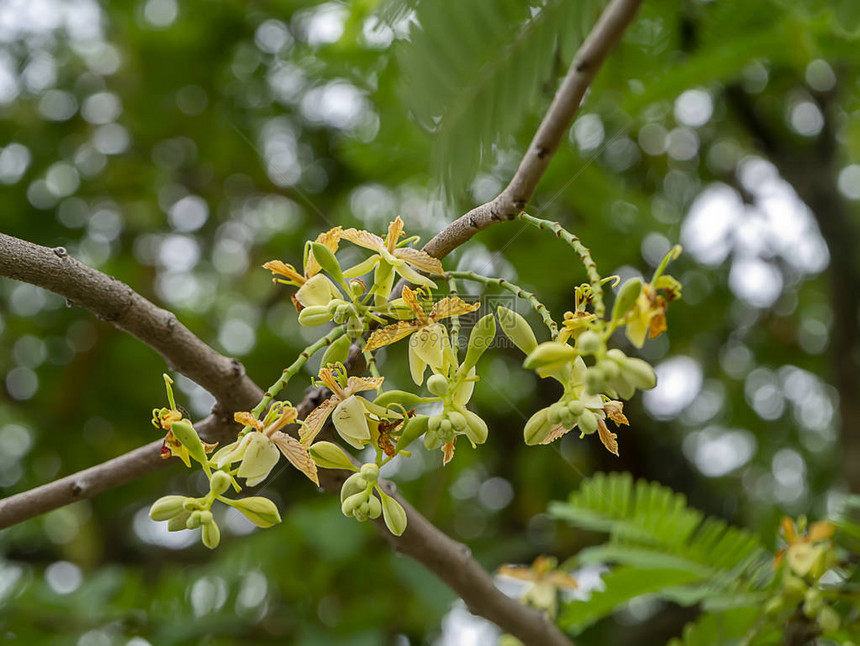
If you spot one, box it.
[146,215,681,546]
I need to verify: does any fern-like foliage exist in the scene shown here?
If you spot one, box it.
[391,0,600,192]
[548,472,774,636]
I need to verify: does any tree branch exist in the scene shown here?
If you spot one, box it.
[422,0,644,260]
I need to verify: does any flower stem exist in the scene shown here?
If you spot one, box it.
[446,270,559,339]
[447,274,462,351]
[515,211,605,318]
[251,326,346,419]
[364,350,381,379]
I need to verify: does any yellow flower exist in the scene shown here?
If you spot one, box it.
[152,374,216,467]
[364,285,479,385]
[498,556,577,619]
[263,226,342,309]
[558,310,596,344]
[214,403,318,486]
[624,276,681,348]
[341,217,444,291]
[301,366,384,449]
[775,516,836,577]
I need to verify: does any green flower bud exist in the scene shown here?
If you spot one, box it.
[609,373,635,400]
[497,306,538,355]
[763,596,785,616]
[579,409,598,435]
[360,463,380,481]
[461,313,496,372]
[169,420,208,467]
[340,473,369,502]
[560,407,578,429]
[426,374,449,397]
[198,510,213,525]
[366,494,382,519]
[309,441,359,471]
[379,489,407,536]
[462,410,488,445]
[320,334,352,368]
[612,277,642,321]
[396,414,429,451]
[601,360,620,380]
[341,491,366,516]
[201,518,220,549]
[298,305,333,327]
[349,278,366,297]
[548,402,565,425]
[186,510,204,530]
[423,428,443,450]
[428,414,443,434]
[568,400,585,416]
[439,419,453,436]
[576,330,602,355]
[585,367,607,394]
[149,495,187,522]
[310,241,344,283]
[524,407,553,445]
[523,342,576,371]
[373,390,427,409]
[226,496,282,528]
[623,357,657,390]
[447,411,467,432]
[208,471,232,497]
[167,511,191,532]
[332,303,351,324]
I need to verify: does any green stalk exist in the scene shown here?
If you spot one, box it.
[447,274,462,351]
[251,326,346,419]
[363,350,381,379]
[447,270,559,339]
[516,211,605,318]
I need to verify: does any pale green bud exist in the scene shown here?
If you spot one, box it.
[461,313,496,372]
[423,429,443,450]
[523,342,576,371]
[548,402,565,425]
[149,495,187,522]
[817,605,840,633]
[186,510,204,530]
[366,495,382,519]
[198,510,213,525]
[167,511,191,532]
[169,420,208,466]
[497,306,538,355]
[373,390,427,409]
[396,415,429,452]
[227,496,282,528]
[576,331,602,355]
[585,367,607,394]
[462,410,488,445]
[612,277,642,321]
[524,407,553,445]
[309,441,358,471]
[560,407,578,429]
[209,471,232,497]
[428,414,443,434]
[201,518,221,549]
[332,303,351,324]
[579,410,598,435]
[298,305,333,327]
[340,472,369,500]
[447,411,467,432]
[310,241,343,283]
[426,374,449,397]
[568,400,585,416]
[349,278,366,297]
[320,334,352,368]
[623,357,657,390]
[360,463,380,481]
[341,491,366,517]
[439,419,453,436]
[379,489,407,536]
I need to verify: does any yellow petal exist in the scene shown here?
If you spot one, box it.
[234,412,264,432]
[603,401,629,426]
[295,274,340,308]
[807,521,836,543]
[395,261,438,288]
[300,396,338,444]
[341,228,384,251]
[545,571,579,589]
[453,366,476,407]
[386,216,405,253]
[364,321,421,352]
[410,323,446,369]
[498,565,540,583]
[262,260,305,285]
[429,296,480,321]
[395,246,443,275]
[597,419,619,456]
[272,432,319,486]
[441,439,456,465]
[345,375,384,394]
[401,285,429,323]
[408,343,427,386]
[237,433,280,486]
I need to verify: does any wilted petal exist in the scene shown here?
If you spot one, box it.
[345,376,384,395]
[300,397,338,444]
[429,296,480,321]
[400,285,429,322]
[364,321,421,352]
[539,423,571,445]
[272,432,319,486]
[395,246,443,275]
[234,412,264,431]
[603,401,629,426]
[332,396,371,449]
[441,439,456,465]
[597,418,619,456]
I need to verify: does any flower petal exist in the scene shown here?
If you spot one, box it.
[305,226,343,277]
[410,323,447,369]
[234,412,264,431]
[262,260,304,285]
[237,433,280,486]
[400,285,429,323]
[341,228,384,251]
[539,423,571,445]
[408,343,427,385]
[345,375,384,394]
[429,296,480,321]
[332,396,371,449]
[300,396,338,444]
[296,274,340,308]
[395,261,438,288]
[272,432,319,486]
[342,254,379,279]
[597,418,619,456]
[453,366,476,407]
[441,439,456,465]
[395,246,443,275]
[364,321,421,352]
[385,216,405,253]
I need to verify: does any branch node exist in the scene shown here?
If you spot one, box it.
[52,246,68,258]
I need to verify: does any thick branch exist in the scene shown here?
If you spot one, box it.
[0,233,263,418]
[422,0,644,260]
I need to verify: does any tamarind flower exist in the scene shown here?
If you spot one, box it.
[214,402,319,486]
[364,285,479,385]
[775,517,836,576]
[625,273,682,348]
[340,217,444,289]
[263,226,343,309]
[301,366,384,449]
[499,556,577,619]
[152,374,217,467]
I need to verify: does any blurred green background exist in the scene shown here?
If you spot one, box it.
[1,0,858,643]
